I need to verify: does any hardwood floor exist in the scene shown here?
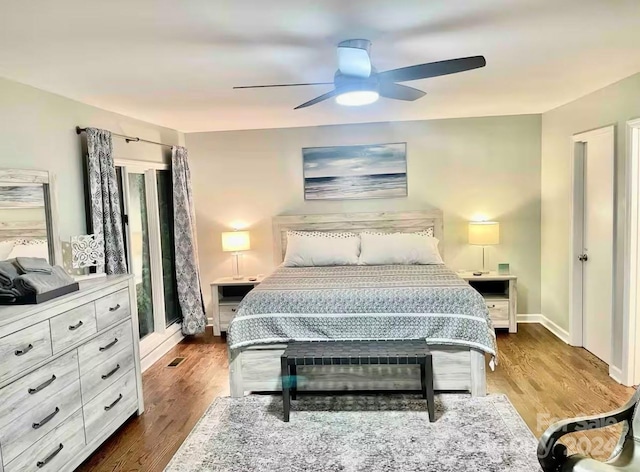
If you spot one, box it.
[78,324,635,471]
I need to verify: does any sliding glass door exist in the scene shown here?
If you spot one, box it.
[156,170,181,326]
[127,172,155,338]
[116,162,182,356]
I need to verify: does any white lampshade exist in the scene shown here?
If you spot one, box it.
[221,231,251,252]
[468,222,500,246]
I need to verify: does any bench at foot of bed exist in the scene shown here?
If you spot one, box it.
[229,344,487,397]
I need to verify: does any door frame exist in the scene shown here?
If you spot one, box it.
[116,159,184,366]
[569,126,615,359]
[622,118,640,386]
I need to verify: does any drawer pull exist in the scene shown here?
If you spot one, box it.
[28,375,57,394]
[36,443,64,468]
[68,320,84,331]
[102,364,121,380]
[32,407,60,429]
[99,338,119,351]
[104,393,123,411]
[15,344,34,356]
[487,304,496,308]
[231,308,237,312]
[109,304,121,312]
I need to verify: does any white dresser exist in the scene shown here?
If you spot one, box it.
[0,275,143,472]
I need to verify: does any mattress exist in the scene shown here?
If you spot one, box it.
[228,264,497,360]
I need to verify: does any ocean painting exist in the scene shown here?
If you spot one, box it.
[303,143,407,200]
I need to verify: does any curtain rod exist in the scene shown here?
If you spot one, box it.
[76,126,175,149]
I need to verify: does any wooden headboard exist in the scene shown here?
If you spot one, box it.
[0,221,47,242]
[272,210,444,264]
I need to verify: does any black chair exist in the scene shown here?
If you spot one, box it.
[538,388,640,471]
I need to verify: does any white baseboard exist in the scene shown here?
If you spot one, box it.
[516,314,544,323]
[141,327,185,372]
[517,314,570,344]
[609,365,623,383]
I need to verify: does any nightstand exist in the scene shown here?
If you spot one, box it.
[458,272,518,333]
[210,276,264,336]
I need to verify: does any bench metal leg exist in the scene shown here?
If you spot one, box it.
[423,358,435,422]
[281,356,290,422]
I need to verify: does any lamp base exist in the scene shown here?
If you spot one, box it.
[231,253,244,280]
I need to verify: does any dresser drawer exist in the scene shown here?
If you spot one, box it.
[0,378,81,464]
[0,352,79,433]
[80,347,135,403]
[4,409,85,472]
[486,300,509,321]
[219,304,239,330]
[78,320,133,377]
[83,368,137,444]
[0,321,52,384]
[50,303,97,354]
[95,289,130,330]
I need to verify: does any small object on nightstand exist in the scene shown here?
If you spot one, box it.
[472,271,482,276]
[498,263,510,275]
[210,276,264,336]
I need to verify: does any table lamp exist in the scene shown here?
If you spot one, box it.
[221,230,251,280]
[468,221,500,274]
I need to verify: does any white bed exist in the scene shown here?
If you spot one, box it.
[228,210,490,397]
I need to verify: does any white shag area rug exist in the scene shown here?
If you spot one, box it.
[165,394,542,472]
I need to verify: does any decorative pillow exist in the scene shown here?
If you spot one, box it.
[283,231,360,267]
[419,227,435,237]
[0,240,15,260]
[358,231,443,265]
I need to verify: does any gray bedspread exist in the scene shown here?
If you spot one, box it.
[228,265,497,361]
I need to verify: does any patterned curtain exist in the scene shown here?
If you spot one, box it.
[172,146,205,335]
[86,128,127,274]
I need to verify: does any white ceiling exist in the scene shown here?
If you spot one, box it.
[2,0,640,132]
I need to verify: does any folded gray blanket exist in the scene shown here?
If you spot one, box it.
[0,286,21,302]
[15,257,52,274]
[0,260,20,287]
[14,265,75,295]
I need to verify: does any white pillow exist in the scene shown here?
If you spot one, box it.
[0,240,15,260]
[6,239,50,260]
[358,231,444,265]
[283,231,360,267]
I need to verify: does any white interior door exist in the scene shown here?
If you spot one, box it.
[579,127,614,364]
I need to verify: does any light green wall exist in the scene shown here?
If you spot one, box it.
[186,115,542,318]
[541,72,640,370]
[0,77,183,241]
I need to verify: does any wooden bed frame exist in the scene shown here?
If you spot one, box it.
[228,210,488,397]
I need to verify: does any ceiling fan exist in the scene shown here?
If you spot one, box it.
[234,39,486,110]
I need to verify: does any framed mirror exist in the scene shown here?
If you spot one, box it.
[0,169,62,265]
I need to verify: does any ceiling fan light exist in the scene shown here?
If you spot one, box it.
[335,90,379,106]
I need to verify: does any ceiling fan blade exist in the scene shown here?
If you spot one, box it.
[294,89,339,109]
[378,56,486,83]
[233,82,333,89]
[379,83,426,101]
[337,39,372,78]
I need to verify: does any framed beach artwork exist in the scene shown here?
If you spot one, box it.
[302,142,407,200]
